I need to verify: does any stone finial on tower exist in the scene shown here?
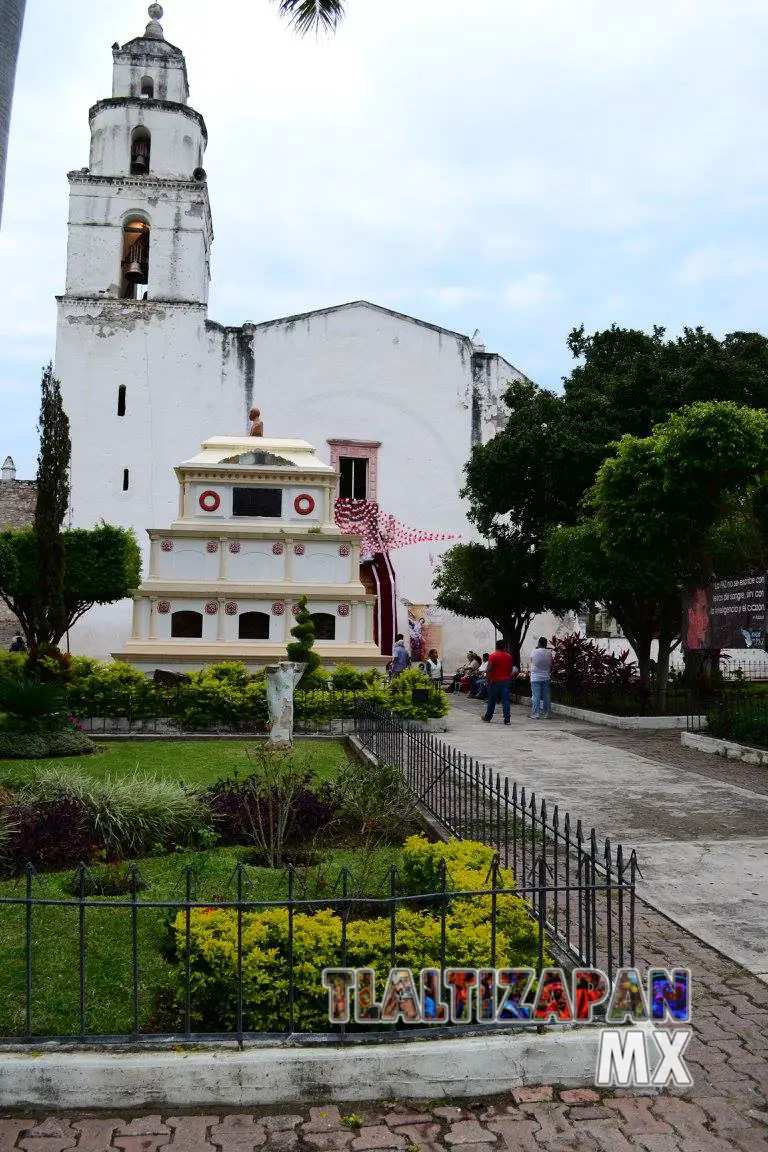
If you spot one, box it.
[249,408,263,437]
[471,329,486,352]
[144,3,165,40]
[1,456,16,481]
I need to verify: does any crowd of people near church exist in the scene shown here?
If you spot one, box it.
[385,629,555,723]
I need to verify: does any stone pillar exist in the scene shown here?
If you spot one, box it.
[131,597,141,639]
[149,538,158,578]
[285,540,294,583]
[217,598,226,641]
[149,598,157,640]
[218,539,227,580]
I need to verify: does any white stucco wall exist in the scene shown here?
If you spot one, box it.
[54,26,527,672]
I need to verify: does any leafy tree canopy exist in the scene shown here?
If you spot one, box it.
[463,325,768,543]
[0,524,141,648]
[432,538,569,661]
[545,401,768,699]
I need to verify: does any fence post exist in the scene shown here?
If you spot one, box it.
[236,861,244,1046]
[77,862,87,1039]
[130,862,140,1037]
[184,863,193,1039]
[24,863,34,1039]
[287,863,295,1035]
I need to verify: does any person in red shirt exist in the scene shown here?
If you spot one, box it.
[482,639,514,725]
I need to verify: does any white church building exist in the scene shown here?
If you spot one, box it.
[54,5,556,670]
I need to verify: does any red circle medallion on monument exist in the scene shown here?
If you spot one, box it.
[199,490,221,512]
[294,494,315,516]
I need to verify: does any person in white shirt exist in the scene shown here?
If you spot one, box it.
[425,648,443,687]
[529,637,553,719]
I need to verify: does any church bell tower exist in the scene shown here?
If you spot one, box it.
[53,4,244,659]
[63,3,211,304]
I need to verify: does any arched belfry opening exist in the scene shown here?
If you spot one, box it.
[120,217,150,299]
[130,127,151,174]
[140,76,154,98]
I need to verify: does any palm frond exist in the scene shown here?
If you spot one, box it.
[273,0,346,36]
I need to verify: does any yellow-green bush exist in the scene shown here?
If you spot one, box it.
[169,836,546,1031]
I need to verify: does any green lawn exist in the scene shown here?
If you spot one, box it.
[0,737,349,789]
[0,842,403,1039]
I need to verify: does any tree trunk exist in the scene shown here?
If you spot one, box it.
[656,632,672,713]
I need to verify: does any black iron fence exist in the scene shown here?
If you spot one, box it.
[686,692,768,747]
[354,702,637,978]
[0,701,637,1044]
[0,858,566,1044]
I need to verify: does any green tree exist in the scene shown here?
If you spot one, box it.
[287,594,322,684]
[545,402,768,706]
[432,538,562,662]
[273,0,346,34]
[31,363,71,650]
[0,524,141,649]
[463,325,768,663]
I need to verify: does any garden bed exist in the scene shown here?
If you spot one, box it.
[0,734,543,1040]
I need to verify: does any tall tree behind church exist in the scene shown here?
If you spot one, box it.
[32,363,71,650]
[0,0,26,227]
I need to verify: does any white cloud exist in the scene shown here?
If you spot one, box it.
[1,0,767,474]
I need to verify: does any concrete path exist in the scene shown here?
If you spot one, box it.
[445,696,768,979]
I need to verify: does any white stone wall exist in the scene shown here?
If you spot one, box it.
[89,104,205,181]
[64,179,210,302]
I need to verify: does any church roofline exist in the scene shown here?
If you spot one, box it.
[243,299,527,375]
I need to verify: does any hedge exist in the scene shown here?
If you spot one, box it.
[63,660,448,726]
[168,835,547,1031]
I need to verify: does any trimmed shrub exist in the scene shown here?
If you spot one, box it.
[204,774,338,849]
[1,794,96,876]
[168,836,545,1032]
[62,863,149,897]
[0,652,26,682]
[0,729,96,758]
[386,668,449,720]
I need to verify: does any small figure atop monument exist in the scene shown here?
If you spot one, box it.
[249,407,263,437]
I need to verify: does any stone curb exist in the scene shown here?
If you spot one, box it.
[681,729,768,764]
[0,1032,599,1110]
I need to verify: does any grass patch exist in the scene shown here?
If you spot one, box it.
[0,738,349,789]
[0,843,403,1038]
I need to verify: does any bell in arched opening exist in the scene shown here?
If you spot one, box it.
[130,128,151,175]
[121,219,150,298]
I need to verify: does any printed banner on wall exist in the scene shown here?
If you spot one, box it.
[406,602,444,664]
[683,575,767,650]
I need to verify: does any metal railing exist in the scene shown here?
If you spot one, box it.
[0,701,636,1044]
[354,702,637,977]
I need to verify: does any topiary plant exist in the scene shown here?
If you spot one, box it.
[286,595,322,686]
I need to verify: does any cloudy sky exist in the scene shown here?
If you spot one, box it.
[1,0,767,477]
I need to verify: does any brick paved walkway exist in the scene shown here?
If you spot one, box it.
[4,896,768,1149]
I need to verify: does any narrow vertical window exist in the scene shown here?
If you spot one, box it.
[117,385,126,416]
[122,469,129,491]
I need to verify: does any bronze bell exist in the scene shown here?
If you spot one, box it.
[126,260,144,281]
[132,152,148,173]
